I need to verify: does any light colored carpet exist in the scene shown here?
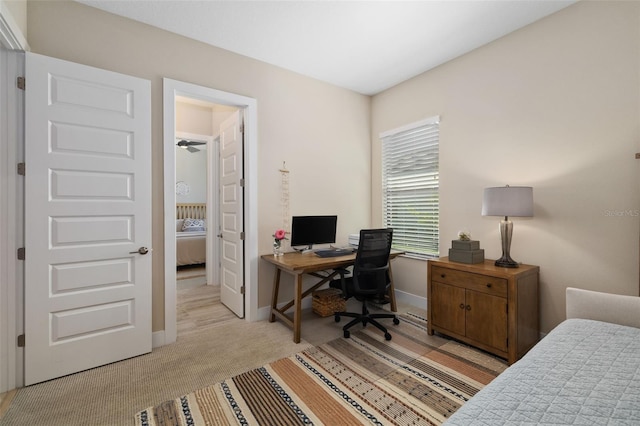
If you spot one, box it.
[0,291,427,426]
[137,313,508,425]
[0,318,315,426]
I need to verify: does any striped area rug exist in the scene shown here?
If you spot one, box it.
[136,313,506,426]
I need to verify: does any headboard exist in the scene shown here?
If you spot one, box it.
[176,203,206,220]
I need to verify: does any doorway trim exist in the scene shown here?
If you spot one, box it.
[0,48,24,392]
[162,78,258,345]
[1,5,28,392]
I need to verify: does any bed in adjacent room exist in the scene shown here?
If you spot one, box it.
[176,203,206,267]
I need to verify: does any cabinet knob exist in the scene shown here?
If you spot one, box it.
[441,274,446,278]
[459,303,465,309]
[486,283,492,288]
[466,305,471,311]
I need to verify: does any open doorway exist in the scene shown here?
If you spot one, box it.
[174,100,238,337]
[162,78,258,346]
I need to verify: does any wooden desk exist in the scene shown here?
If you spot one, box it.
[262,250,403,343]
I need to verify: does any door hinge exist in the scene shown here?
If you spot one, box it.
[17,162,25,176]
[17,76,25,90]
[17,247,25,260]
[240,232,245,241]
[506,337,509,348]
[17,334,25,347]
[506,303,508,314]
[240,286,245,295]
[240,178,245,187]
[240,122,245,133]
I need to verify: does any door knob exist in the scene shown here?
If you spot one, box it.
[130,247,149,255]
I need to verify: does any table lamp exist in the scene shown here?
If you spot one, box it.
[481,185,533,268]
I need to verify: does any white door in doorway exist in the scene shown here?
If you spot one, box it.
[219,110,244,317]
[24,53,152,385]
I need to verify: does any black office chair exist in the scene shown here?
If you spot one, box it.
[331,228,399,341]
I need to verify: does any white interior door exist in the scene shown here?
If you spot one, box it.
[24,52,152,385]
[219,110,244,317]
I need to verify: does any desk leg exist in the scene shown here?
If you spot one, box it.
[269,268,281,323]
[293,274,303,343]
[388,265,398,312]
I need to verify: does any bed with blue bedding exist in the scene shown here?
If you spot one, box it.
[445,288,640,425]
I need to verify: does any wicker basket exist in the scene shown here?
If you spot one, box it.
[312,288,346,317]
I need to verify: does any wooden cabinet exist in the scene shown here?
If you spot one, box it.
[427,257,539,364]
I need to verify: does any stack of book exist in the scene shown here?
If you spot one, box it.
[448,239,484,264]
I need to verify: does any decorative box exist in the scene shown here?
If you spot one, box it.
[448,248,485,264]
[451,240,480,251]
[312,288,346,317]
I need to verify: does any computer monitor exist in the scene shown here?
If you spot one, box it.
[290,215,337,251]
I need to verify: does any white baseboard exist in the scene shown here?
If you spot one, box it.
[152,330,166,348]
[256,297,314,322]
[394,289,427,311]
[154,291,428,350]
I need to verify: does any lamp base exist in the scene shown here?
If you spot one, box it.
[496,217,519,268]
[495,255,519,268]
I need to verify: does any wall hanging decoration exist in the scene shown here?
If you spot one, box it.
[176,181,190,196]
[280,162,290,232]
[271,162,290,256]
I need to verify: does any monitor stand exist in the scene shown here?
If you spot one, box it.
[294,245,314,254]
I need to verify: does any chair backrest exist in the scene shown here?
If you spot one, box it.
[351,228,393,297]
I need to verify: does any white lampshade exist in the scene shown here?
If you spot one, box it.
[482,186,533,217]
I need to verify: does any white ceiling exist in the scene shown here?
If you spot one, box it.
[77,0,575,95]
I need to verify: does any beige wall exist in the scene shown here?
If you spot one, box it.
[26,0,639,335]
[371,0,640,332]
[175,102,212,205]
[176,101,214,137]
[27,1,372,331]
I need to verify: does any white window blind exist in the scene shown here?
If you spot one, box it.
[381,117,439,259]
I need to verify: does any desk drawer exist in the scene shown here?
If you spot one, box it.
[431,265,507,297]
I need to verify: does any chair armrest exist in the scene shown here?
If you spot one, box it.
[566,287,640,328]
[358,264,389,274]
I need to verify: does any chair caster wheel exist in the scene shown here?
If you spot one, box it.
[384,333,392,341]
[334,315,341,323]
[343,330,350,338]
[393,317,400,325]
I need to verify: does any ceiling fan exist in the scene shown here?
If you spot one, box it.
[176,139,206,153]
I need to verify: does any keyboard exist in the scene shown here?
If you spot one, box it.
[315,248,354,258]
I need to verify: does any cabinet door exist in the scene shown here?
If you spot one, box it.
[465,290,508,352]
[431,281,466,336]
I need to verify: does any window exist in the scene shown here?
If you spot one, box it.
[381,117,439,259]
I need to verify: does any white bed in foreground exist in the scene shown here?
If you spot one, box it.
[445,287,640,425]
